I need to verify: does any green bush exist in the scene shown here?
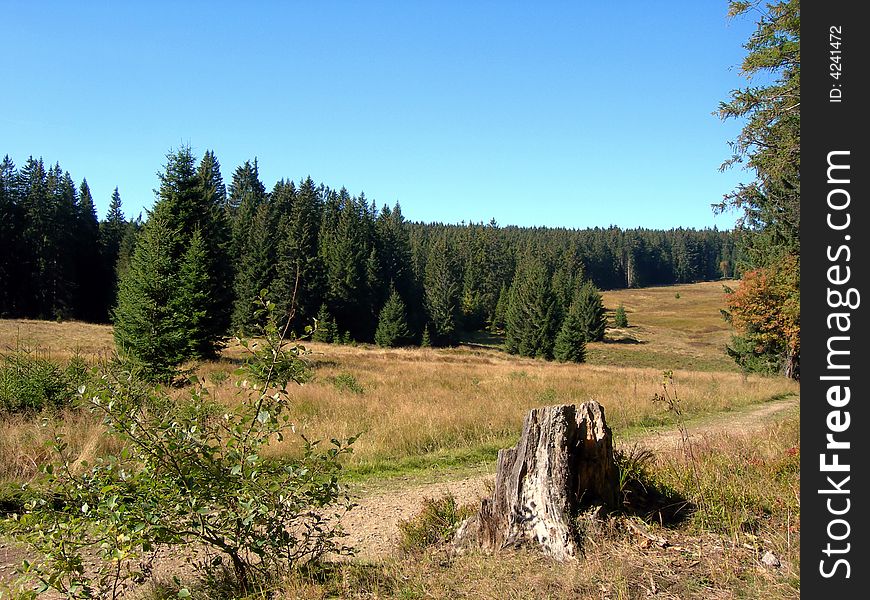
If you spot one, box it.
[0,352,89,413]
[328,372,364,395]
[613,303,629,328]
[397,493,475,553]
[5,295,357,598]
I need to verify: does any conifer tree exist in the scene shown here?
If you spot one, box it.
[614,302,629,328]
[374,288,412,347]
[421,325,432,348]
[113,219,185,382]
[574,281,607,342]
[504,252,559,359]
[553,307,587,363]
[423,234,460,346]
[196,150,234,339]
[273,177,323,324]
[99,187,128,315]
[232,202,276,334]
[176,229,220,359]
[73,179,105,321]
[311,304,336,343]
[0,156,21,316]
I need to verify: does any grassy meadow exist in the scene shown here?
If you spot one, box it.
[0,280,797,487]
[0,280,801,599]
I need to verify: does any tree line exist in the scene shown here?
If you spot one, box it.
[1,148,741,377]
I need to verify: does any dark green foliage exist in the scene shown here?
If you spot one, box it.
[273,178,324,325]
[112,219,186,382]
[420,325,432,348]
[553,308,587,363]
[423,234,460,346]
[574,281,607,342]
[312,304,337,343]
[717,0,800,267]
[3,148,741,359]
[0,352,89,413]
[98,187,130,318]
[176,230,222,360]
[504,251,560,359]
[232,202,276,334]
[614,302,629,328]
[374,288,412,347]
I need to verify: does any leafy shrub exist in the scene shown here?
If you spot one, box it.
[0,352,89,413]
[397,493,475,552]
[5,295,357,598]
[328,372,364,395]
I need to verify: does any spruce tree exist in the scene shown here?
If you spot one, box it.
[574,281,607,342]
[553,308,587,363]
[176,229,220,359]
[614,302,629,328]
[504,252,559,359]
[72,179,105,321]
[374,288,411,347]
[99,187,128,315]
[423,234,460,346]
[273,177,323,324]
[311,304,336,343]
[232,202,276,334]
[113,219,185,382]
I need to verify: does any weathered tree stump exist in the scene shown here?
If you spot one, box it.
[454,401,618,560]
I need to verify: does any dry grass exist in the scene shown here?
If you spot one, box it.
[0,281,796,483]
[594,280,738,372]
[209,343,796,471]
[0,319,114,363]
[266,409,801,600]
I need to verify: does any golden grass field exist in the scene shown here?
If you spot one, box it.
[0,280,797,483]
[0,280,802,598]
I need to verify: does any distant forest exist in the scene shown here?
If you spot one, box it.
[0,151,741,345]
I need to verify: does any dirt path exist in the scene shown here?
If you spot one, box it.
[340,396,799,559]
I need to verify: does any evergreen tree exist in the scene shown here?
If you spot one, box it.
[72,179,105,321]
[574,281,607,342]
[112,219,186,382]
[99,187,128,315]
[374,288,412,347]
[504,251,559,359]
[311,304,336,343]
[489,284,509,333]
[319,191,372,340]
[421,325,432,348]
[273,177,323,324]
[717,0,800,378]
[196,150,234,339]
[176,229,221,359]
[423,234,460,346]
[232,202,276,334]
[553,308,587,363]
[0,156,23,316]
[614,302,629,328]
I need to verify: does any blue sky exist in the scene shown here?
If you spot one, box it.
[1,1,758,229]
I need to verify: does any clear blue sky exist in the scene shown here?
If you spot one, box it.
[1,1,758,229]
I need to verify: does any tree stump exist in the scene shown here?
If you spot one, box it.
[454,401,618,560]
